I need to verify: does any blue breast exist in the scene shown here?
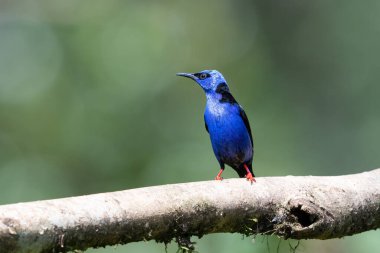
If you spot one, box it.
[204,101,252,168]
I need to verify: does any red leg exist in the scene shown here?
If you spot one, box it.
[244,164,256,183]
[215,168,224,180]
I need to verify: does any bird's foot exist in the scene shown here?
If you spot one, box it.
[243,164,256,183]
[215,175,223,180]
[215,168,224,181]
[245,172,256,183]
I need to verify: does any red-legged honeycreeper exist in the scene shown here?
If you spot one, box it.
[177,70,255,182]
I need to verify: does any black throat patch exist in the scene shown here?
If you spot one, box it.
[215,82,237,104]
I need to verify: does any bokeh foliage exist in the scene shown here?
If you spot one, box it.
[0,0,379,252]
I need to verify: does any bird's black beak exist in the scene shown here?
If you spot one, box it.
[176,72,196,80]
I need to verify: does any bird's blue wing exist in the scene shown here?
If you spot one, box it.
[239,106,253,146]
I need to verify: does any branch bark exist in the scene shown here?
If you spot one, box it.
[1,169,380,253]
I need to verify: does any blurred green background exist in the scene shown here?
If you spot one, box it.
[1,0,379,252]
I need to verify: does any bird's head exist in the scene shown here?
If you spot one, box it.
[177,70,229,93]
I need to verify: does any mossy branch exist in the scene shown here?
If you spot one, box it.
[1,169,380,252]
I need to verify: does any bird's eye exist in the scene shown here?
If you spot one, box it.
[199,73,207,80]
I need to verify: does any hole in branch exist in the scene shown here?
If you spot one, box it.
[290,205,318,227]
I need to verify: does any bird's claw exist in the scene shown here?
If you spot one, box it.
[245,172,256,183]
[215,175,223,180]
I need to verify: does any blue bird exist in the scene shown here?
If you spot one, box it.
[177,70,255,182]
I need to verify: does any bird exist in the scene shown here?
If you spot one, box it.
[177,70,255,182]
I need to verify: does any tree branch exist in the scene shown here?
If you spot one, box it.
[1,169,380,252]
